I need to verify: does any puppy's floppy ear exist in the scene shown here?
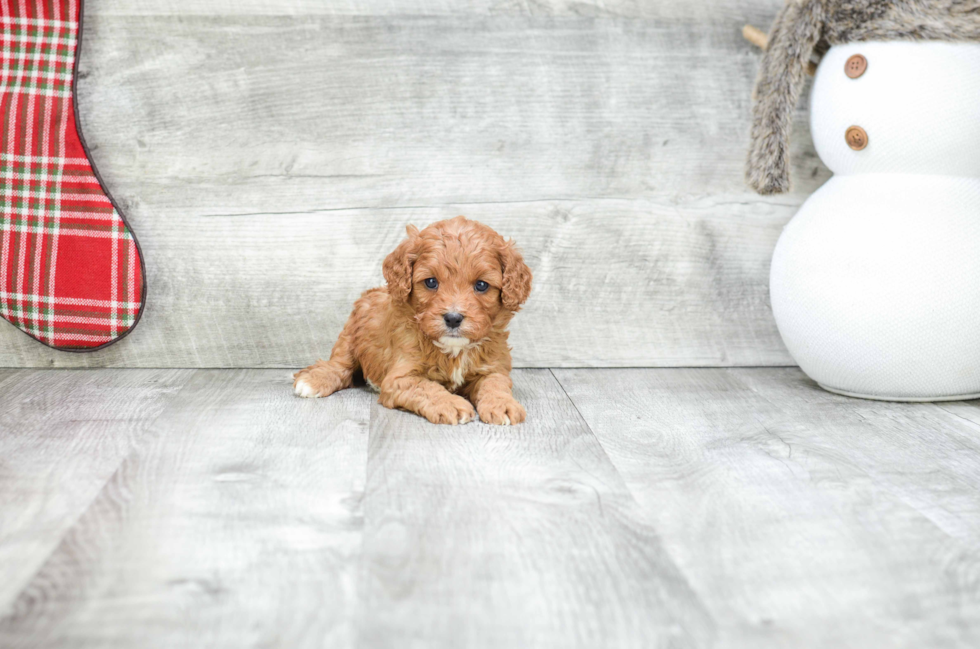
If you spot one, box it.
[499,239,532,312]
[383,224,421,303]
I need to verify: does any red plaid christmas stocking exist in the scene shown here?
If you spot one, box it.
[1,0,145,351]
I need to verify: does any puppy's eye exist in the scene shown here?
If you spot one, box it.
[424,278,439,290]
[474,280,490,293]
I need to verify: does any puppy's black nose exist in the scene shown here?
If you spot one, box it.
[443,312,464,329]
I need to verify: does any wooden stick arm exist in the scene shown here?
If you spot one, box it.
[742,24,769,50]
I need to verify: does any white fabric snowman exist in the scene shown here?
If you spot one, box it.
[747,1,980,401]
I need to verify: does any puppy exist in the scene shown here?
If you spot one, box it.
[293,216,532,425]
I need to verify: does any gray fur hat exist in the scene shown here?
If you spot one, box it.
[747,0,980,195]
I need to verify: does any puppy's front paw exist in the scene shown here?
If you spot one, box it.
[478,396,526,425]
[420,394,476,425]
[293,364,346,399]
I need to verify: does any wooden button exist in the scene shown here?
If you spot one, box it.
[845,125,868,151]
[845,54,867,78]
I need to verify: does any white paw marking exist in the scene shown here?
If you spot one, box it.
[365,377,381,393]
[294,378,318,398]
[502,415,511,426]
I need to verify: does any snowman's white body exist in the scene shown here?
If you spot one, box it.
[770,41,980,401]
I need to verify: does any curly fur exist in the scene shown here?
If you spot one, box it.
[293,216,533,426]
[747,0,980,195]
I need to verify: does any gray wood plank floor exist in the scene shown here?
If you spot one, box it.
[2,368,979,648]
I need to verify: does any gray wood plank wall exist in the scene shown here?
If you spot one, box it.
[0,0,827,368]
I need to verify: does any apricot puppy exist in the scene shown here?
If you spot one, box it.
[293,216,532,425]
